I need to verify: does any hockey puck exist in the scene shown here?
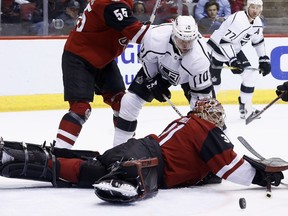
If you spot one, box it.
[266,191,272,198]
[239,198,246,209]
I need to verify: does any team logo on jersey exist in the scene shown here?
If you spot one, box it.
[221,134,230,143]
[240,33,252,46]
[211,76,218,83]
[119,37,129,46]
[135,75,144,84]
[159,63,180,85]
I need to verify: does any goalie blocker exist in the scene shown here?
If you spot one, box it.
[244,155,284,187]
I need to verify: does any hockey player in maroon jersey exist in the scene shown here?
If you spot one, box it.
[55,0,151,149]
[0,98,284,202]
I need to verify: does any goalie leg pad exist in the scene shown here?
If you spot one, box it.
[0,140,69,187]
[94,157,159,203]
[51,145,100,159]
[77,159,107,188]
[1,162,54,182]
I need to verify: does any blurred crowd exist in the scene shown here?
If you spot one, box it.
[0,0,250,36]
[0,0,85,35]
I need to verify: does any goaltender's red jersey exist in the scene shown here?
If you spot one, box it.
[64,0,150,68]
[150,114,245,188]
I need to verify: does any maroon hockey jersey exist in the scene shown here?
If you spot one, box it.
[150,114,244,188]
[64,0,149,68]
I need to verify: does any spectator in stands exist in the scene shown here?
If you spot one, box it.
[51,0,81,35]
[229,0,245,13]
[29,0,64,35]
[197,1,222,34]
[1,0,34,23]
[133,1,150,23]
[163,2,189,23]
[194,0,231,22]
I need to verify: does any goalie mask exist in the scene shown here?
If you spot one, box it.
[172,15,198,55]
[192,98,225,129]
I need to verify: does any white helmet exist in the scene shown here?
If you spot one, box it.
[247,0,263,10]
[172,15,198,41]
[172,16,198,54]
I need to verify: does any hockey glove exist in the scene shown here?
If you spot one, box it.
[252,169,283,187]
[258,55,271,76]
[229,57,244,74]
[145,74,171,102]
[276,81,288,101]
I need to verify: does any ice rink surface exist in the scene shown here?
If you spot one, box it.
[0,104,288,216]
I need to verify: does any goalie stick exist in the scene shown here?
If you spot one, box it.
[238,136,288,197]
[237,136,288,172]
[245,92,285,125]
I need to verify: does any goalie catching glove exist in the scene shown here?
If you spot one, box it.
[145,74,171,102]
[94,157,159,203]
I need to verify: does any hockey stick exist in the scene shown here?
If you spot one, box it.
[211,65,260,71]
[162,94,184,117]
[237,136,265,160]
[149,0,162,24]
[238,136,288,197]
[237,136,288,172]
[245,92,285,125]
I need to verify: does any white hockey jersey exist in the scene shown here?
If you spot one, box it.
[139,24,213,106]
[208,11,267,62]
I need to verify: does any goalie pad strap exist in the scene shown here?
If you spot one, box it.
[122,157,158,168]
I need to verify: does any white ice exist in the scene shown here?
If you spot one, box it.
[0,104,288,216]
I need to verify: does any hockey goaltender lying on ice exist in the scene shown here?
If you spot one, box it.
[0,98,286,203]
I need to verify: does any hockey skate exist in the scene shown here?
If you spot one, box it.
[238,97,260,119]
[238,97,247,119]
[94,179,138,197]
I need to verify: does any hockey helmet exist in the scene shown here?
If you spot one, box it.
[172,15,198,55]
[247,0,263,8]
[192,98,225,129]
[246,0,263,13]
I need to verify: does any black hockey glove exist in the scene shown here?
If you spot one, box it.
[229,57,244,74]
[276,81,288,101]
[252,169,283,187]
[258,55,271,76]
[145,74,171,102]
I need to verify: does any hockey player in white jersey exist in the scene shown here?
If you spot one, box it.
[113,15,213,146]
[207,0,271,119]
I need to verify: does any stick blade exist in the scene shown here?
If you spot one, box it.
[244,155,288,172]
[262,157,288,172]
[245,111,261,125]
[245,113,254,125]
